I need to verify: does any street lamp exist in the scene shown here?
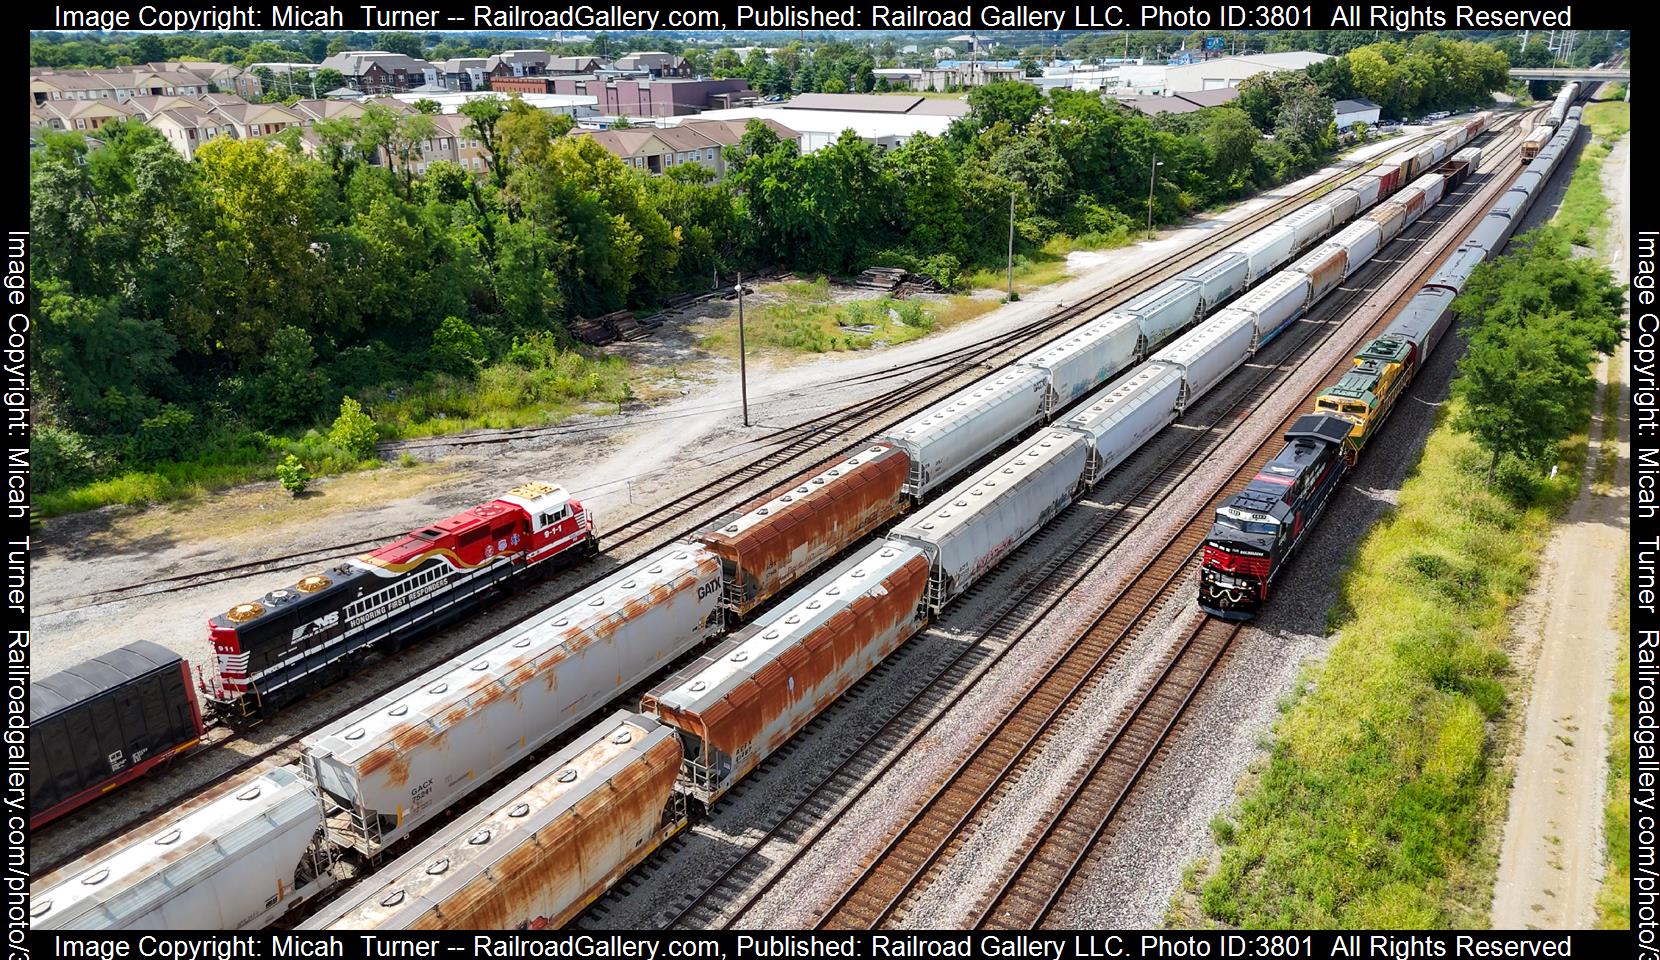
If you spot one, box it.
[1146,156,1163,237]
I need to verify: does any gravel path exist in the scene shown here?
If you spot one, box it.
[1490,123,1630,930]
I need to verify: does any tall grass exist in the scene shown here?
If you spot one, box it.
[1597,559,1631,928]
[700,290,941,356]
[1200,400,1578,928]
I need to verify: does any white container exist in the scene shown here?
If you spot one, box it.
[1152,310,1257,410]
[1222,224,1296,283]
[1058,362,1183,484]
[877,366,1049,499]
[1120,278,1203,352]
[1286,241,1350,303]
[1347,175,1383,211]
[30,767,330,930]
[643,540,930,804]
[1411,172,1445,208]
[301,541,722,855]
[1452,146,1482,170]
[1235,272,1312,348]
[1323,187,1362,225]
[1280,202,1336,254]
[892,431,1088,610]
[1014,312,1141,411]
[1175,252,1250,314]
[1329,220,1383,272]
[302,712,682,932]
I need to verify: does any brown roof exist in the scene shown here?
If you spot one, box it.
[679,117,799,145]
[1173,87,1241,108]
[1120,94,1204,115]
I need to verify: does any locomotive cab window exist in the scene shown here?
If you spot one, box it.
[1343,403,1368,415]
[1317,399,1339,411]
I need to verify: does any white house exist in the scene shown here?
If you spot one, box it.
[1334,98,1382,130]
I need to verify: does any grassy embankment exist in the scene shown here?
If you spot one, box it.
[1194,406,1582,927]
[36,337,635,518]
[1189,99,1628,930]
[1597,558,1630,928]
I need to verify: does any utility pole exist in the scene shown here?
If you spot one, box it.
[1006,192,1016,302]
[737,269,750,427]
[1146,155,1162,238]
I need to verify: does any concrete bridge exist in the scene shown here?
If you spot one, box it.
[1509,67,1630,82]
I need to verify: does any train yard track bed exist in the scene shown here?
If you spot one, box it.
[574,115,1542,931]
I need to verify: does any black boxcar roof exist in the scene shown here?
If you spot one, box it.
[31,640,182,723]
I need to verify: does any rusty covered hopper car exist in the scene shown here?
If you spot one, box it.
[300,542,722,856]
[694,444,909,617]
[301,711,683,931]
[642,540,931,805]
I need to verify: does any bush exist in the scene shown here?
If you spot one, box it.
[32,424,96,492]
[275,454,310,496]
[430,316,488,375]
[327,396,379,461]
[254,326,328,426]
[133,405,198,464]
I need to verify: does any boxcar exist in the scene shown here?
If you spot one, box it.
[30,641,204,830]
[694,444,908,617]
[302,712,683,931]
[301,541,722,856]
[31,767,331,930]
[642,540,931,805]
[1058,361,1184,485]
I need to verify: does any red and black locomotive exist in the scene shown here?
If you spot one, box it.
[205,481,596,716]
[1198,415,1351,620]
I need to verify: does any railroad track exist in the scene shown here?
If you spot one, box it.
[40,128,1443,616]
[33,125,1475,879]
[807,115,1536,932]
[612,111,1536,932]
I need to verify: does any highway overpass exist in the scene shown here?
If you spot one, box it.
[1510,67,1630,82]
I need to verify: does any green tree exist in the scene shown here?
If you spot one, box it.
[182,138,320,359]
[965,81,1045,132]
[412,98,442,115]
[430,315,488,374]
[458,95,510,188]
[1453,322,1588,483]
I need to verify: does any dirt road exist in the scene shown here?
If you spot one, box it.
[1489,128,1630,929]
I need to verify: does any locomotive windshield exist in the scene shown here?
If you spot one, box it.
[1216,505,1280,535]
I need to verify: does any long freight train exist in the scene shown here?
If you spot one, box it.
[1198,113,1582,620]
[34,114,1510,931]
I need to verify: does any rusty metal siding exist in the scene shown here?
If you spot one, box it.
[1364,200,1407,245]
[304,712,682,931]
[1397,184,1427,225]
[693,444,908,617]
[1288,242,1349,303]
[642,543,930,804]
[301,542,721,855]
